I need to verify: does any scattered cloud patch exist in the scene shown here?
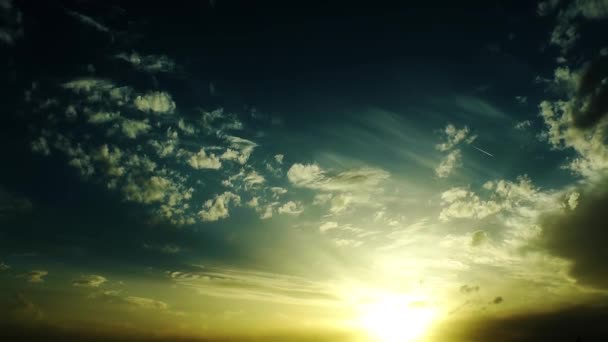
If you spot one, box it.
[72,275,107,288]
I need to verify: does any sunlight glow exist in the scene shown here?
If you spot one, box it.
[358,294,436,342]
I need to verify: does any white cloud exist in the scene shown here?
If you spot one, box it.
[435,149,462,178]
[436,124,476,151]
[88,111,120,124]
[124,296,168,310]
[134,91,176,114]
[222,136,257,164]
[243,170,265,188]
[120,119,151,139]
[270,187,287,197]
[72,275,107,288]
[246,197,260,208]
[439,176,541,222]
[0,261,10,271]
[287,164,389,192]
[319,221,338,233]
[199,192,240,222]
[123,176,172,204]
[329,193,352,213]
[287,163,324,187]
[277,201,304,216]
[149,128,179,158]
[274,154,284,164]
[188,148,222,170]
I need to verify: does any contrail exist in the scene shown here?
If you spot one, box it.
[472,145,494,157]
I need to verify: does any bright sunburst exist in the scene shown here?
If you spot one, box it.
[358,294,436,342]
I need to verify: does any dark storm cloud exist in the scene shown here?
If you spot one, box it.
[538,179,608,289]
[492,296,503,304]
[572,56,608,129]
[432,302,608,342]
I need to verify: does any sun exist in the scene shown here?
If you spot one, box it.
[358,294,436,342]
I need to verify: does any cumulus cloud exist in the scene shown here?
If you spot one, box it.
[274,154,284,164]
[123,176,172,204]
[277,201,304,216]
[72,274,107,288]
[88,111,120,124]
[199,192,240,222]
[120,118,151,139]
[188,148,222,170]
[439,176,540,222]
[134,91,176,114]
[435,149,462,178]
[220,136,257,164]
[436,124,476,152]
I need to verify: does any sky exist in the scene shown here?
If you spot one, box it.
[1,0,608,341]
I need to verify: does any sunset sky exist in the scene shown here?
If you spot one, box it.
[1,1,608,341]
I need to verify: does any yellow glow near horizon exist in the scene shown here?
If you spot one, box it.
[358,294,436,342]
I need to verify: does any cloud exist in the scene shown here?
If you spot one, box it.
[167,266,340,306]
[493,296,504,304]
[470,230,488,247]
[277,201,304,216]
[459,284,480,294]
[514,120,532,130]
[270,187,287,197]
[439,176,540,222]
[188,148,222,170]
[274,154,284,164]
[65,10,110,33]
[243,170,265,188]
[23,270,48,283]
[221,136,257,164]
[435,149,462,178]
[538,179,608,289]
[287,164,389,192]
[0,261,10,271]
[124,296,168,310]
[319,221,338,233]
[0,0,23,45]
[198,192,240,222]
[31,136,51,156]
[123,176,172,204]
[94,291,168,310]
[72,275,107,288]
[115,52,176,73]
[120,119,151,139]
[88,111,120,124]
[433,302,608,342]
[134,91,176,114]
[436,124,476,152]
